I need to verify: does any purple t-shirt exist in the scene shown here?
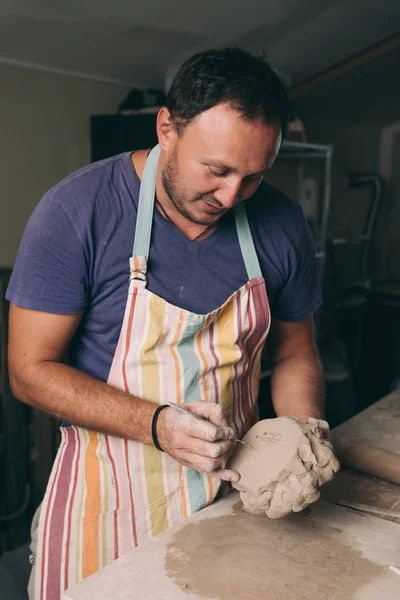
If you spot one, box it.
[7,152,322,382]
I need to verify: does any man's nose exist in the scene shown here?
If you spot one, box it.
[214,179,242,209]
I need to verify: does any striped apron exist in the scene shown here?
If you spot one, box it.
[30,145,271,600]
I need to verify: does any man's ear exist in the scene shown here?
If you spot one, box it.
[157,107,178,151]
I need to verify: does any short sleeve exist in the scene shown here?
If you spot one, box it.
[272,219,323,321]
[6,193,90,314]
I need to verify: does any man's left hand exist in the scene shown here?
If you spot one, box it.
[307,417,330,440]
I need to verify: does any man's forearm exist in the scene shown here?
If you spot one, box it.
[270,352,325,420]
[10,360,239,481]
[10,361,158,444]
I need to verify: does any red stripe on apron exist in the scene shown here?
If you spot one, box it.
[209,321,220,403]
[124,439,138,547]
[238,282,267,429]
[63,427,81,591]
[41,429,75,600]
[122,287,138,392]
[104,435,120,560]
[233,290,244,432]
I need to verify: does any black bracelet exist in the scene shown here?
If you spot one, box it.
[151,405,169,452]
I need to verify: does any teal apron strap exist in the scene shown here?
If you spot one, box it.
[234,202,263,280]
[132,145,161,258]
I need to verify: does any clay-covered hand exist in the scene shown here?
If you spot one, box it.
[228,417,340,518]
[307,417,330,440]
[157,401,239,482]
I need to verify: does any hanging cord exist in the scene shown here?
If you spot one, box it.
[155,199,215,242]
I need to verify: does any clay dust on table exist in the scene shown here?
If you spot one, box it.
[165,503,385,600]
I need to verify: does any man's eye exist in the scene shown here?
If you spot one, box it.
[209,168,227,177]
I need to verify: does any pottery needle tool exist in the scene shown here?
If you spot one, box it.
[167,402,255,449]
[389,566,400,576]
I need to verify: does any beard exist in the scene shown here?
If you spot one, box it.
[161,149,220,226]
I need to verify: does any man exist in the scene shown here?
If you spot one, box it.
[7,48,324,600]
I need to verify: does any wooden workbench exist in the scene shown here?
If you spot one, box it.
[322,467,400,522]
[62,488,400,600]
[331,388,400,455]
[325,388,400,521]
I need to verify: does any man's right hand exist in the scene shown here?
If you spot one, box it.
[156,401,240,483]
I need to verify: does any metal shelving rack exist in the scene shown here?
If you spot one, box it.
[278,140,334,281]
[259,141,333,383]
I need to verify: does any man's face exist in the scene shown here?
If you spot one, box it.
[161,103,282,226]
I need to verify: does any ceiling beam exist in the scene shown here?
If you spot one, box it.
[289,32,400,99]
[0,56,135,88]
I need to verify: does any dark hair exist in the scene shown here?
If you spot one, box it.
[166,47,289,137]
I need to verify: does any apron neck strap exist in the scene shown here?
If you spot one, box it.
[234,202,263,280]
[132,145,160,258]
[132,144,262,281]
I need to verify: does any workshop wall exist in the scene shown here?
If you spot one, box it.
[306,117,383,283]
[377,120,400,281]
[305,115,399,284]
[270,115,397,285]
[0,65,129,267]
